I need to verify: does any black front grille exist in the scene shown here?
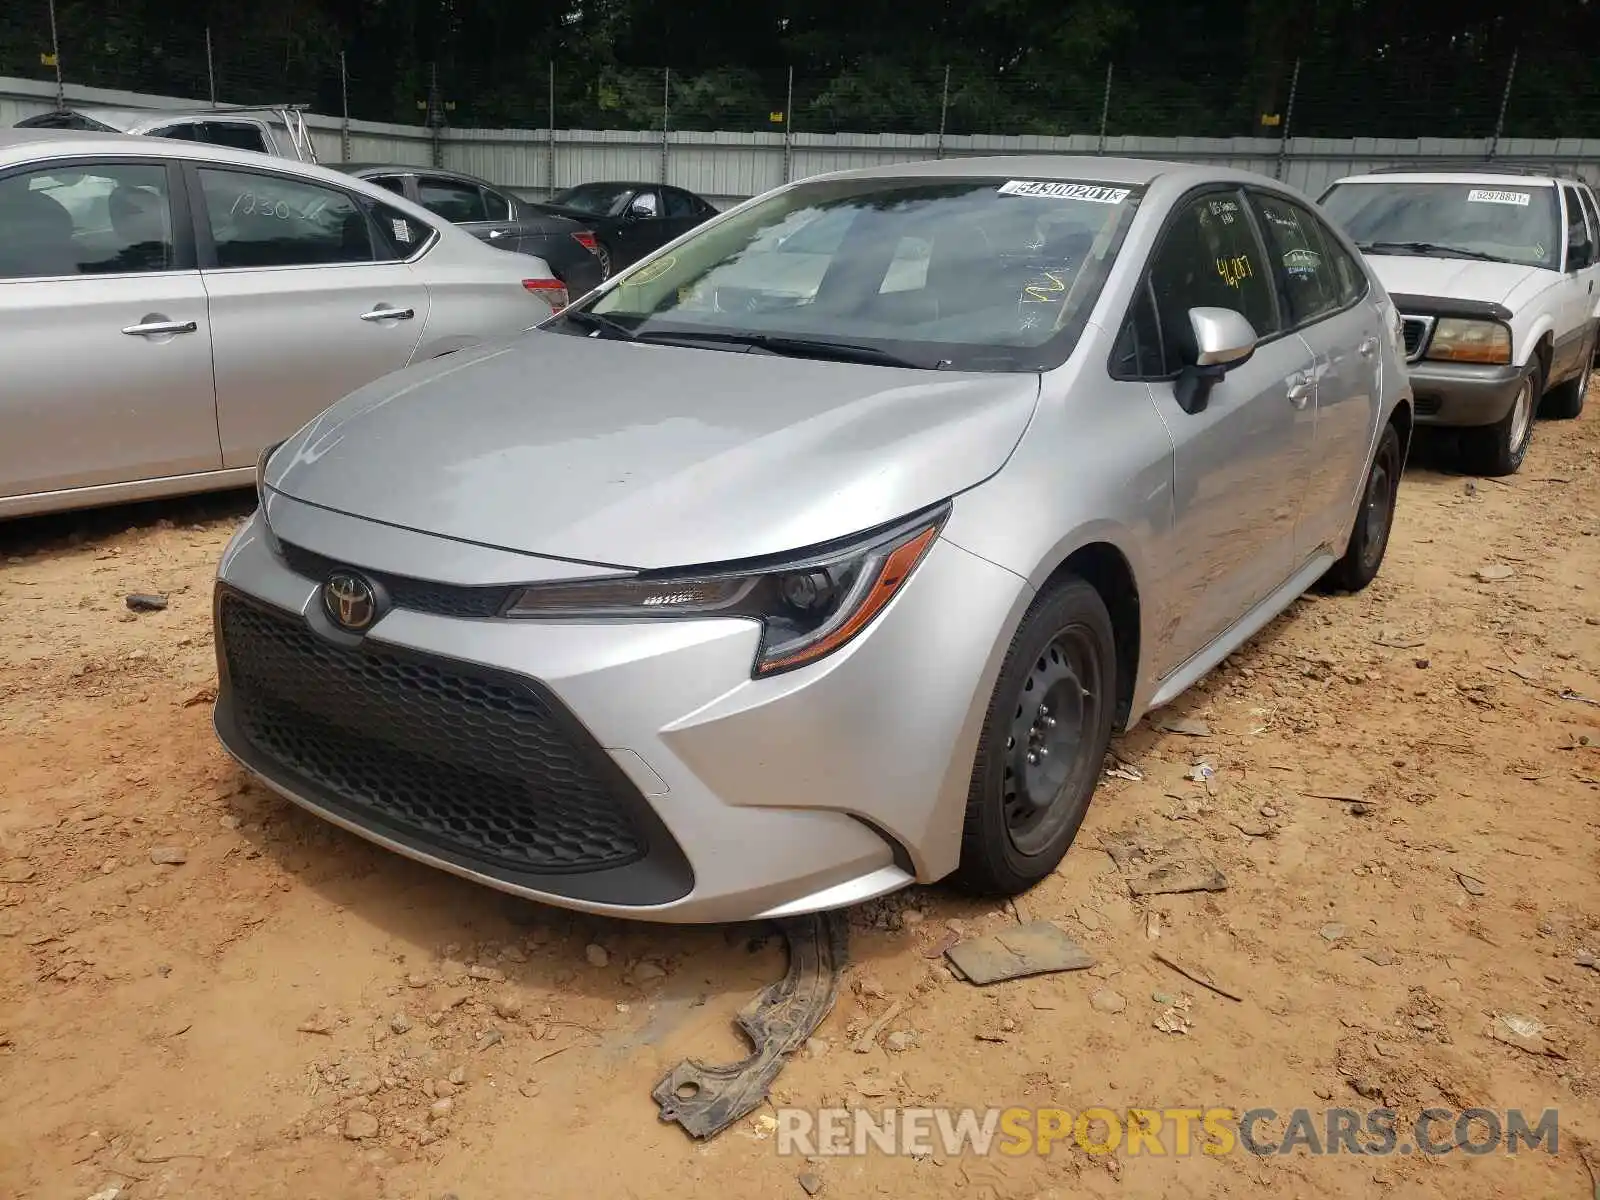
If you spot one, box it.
[1414,395,1442,417]
[1400,316,1430,361]
[278,540,515,619]
[219,593,648,874]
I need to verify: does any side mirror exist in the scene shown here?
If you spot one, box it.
[1175,307,1258,415]
[626,200,654,222]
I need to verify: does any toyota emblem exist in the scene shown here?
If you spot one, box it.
[323,571,379,631]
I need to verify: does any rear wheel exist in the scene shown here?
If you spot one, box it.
[1459,359,1540,477]
[1320,421,1402,593]
[952,577,1116,895]
[593,240,614,280]
[1542,332,1593,420]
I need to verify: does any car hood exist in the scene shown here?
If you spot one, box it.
[265,331,1040,569]
[1361,254,1545,307]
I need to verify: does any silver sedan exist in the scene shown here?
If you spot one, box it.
[214,156,1413,922]
[0,128,567,519]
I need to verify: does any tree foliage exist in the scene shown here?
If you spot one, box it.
[2,0,1596,138]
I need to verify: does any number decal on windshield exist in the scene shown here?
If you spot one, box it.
[1466,189,1531,207]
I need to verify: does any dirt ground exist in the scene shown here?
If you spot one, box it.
[2,394,1599,1200]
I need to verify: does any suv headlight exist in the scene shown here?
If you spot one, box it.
[504,504,949,677]
[1425,318,1512,365]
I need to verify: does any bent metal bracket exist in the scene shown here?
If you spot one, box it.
[653,911,849,1139]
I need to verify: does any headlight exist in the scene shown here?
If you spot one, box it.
[1425,318,1512,365]
[504,504,949,677]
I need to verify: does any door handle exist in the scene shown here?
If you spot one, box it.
[359,306,415,322]
[122,318,198,337]
[1286,376,1312,409]
[1358,336,1379,358]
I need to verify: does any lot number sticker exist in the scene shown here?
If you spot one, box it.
[1466,189,1531,206]
[999,180,1131,204]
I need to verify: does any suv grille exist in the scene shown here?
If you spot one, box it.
[1400,316,1433,362]
[219,593,647,874]
[278,541,515,620]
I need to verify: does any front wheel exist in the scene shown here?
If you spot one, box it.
[1320,421,1402,593]
[952,577,1117,896]
[1458,359,1541,477]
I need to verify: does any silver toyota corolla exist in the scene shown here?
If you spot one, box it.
[213,156,1413,923]
[0,128,566,519]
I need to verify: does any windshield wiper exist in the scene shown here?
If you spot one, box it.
[632,329,936,369]
[557,308,639,341]
[1356,240,1510,263]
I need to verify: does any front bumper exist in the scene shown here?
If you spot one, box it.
[210,496,1030,923]
[1404,360,1524,427]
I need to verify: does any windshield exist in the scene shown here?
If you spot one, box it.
[1320,181,1561,270]
[551,184,634,216]
[565,175,1143,372]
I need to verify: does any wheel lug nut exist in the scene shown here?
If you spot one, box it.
[1026,751,1039,765]
[1043,716,1057,728]
[1038,705,1049,718]
[1037,747,1049,758]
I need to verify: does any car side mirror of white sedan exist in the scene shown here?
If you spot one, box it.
[1175,306,1258,415]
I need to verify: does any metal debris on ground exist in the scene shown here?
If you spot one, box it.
[1153,716,1212,737]
[1185,761,1216,785]
[1151,950,1244,1002]
[1487,1013,1566,1059]
[124,593,168,612]
[1101,830,1227,897]
[943,921,1095,986]
[1558,688,1600,708]
[653,911,847,1139]
[1105,759,1144,782]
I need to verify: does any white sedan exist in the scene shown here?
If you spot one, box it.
[0,127,567,519]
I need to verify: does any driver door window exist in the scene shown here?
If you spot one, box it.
[1115,189,1280,378]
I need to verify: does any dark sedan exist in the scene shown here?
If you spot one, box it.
[340,164,606,298]
[532,182,718,275]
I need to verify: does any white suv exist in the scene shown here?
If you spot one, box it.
[1320,168,1600,475]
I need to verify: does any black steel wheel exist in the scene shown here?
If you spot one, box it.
[1322,421,1403,593]
[594,240,614,280]
[954,576,1116,895]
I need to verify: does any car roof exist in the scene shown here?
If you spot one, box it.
[799,154,1280,191]
[1330,169,1567,187]
[0,128,440,198]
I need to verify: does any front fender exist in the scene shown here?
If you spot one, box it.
[1517,314,1557,372]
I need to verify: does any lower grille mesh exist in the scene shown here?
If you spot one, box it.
[220,593,646,874]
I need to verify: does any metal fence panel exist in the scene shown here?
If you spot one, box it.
[5,75,1598,207]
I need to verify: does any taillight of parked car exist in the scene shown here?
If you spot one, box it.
[572,231,599,255]
[522,278,569,312]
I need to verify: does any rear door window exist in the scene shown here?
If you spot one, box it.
[417,175,489,223]
[1251,192,1344,326]
[197,122,271,153]
[198,167,375,268]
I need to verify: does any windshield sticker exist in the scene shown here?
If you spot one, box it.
[1467,189,1531,206]
[999,180,1130,204]
[623,253,677,286]
[1283,247,1321,272]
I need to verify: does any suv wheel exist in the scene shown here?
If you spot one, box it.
[953,577,1116,896]
[1459,359,1541,477]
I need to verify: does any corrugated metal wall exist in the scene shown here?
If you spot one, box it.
[6,75,1597,209]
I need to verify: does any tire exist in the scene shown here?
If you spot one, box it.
[594,240,614,280]
[952,577,1117,896]
[1459,358,1541,477]
[1542,331,1593,420]
[1320,421,1402,593]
